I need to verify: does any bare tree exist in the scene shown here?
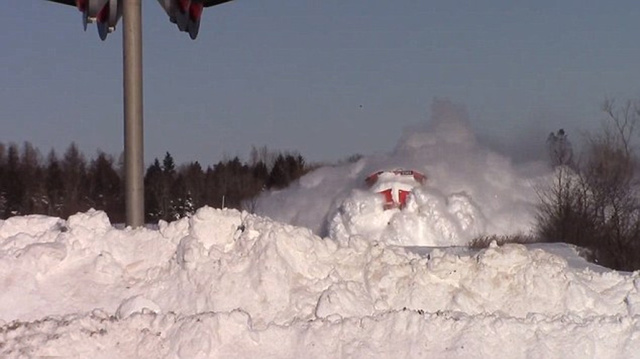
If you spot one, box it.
[537,99,640,270]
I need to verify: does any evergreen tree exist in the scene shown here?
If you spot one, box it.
[0,143,5,166]
[162,152,176,175]
[0,143,6,216]
[169,174,193,219]
[286,153,306,180]
[144,159,163,222]
[204,165,222,208]
[267,154,290,189]
[160,152,177,220]
[267,153,307,189]
[181,161,205,209]
[88,151,122,222]
[252,161,269,189]
[20,142,46,214]
[45,150,64,216]
[62,143,88,217]
[3,144,24,217]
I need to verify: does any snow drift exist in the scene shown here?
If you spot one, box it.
[1,208,639,358]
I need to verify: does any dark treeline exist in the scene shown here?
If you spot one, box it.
[0,142,308,223]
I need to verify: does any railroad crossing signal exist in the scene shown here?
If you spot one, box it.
[45,0,236,226]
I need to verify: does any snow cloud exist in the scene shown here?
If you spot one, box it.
[255,99,551,245]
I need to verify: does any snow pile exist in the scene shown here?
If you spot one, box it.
[255,100,550,246]
[1,208,640,357]
[327,187,487,246]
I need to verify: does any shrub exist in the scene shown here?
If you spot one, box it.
[468,233,537,249]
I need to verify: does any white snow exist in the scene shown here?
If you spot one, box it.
[256,99,549,245]
[1,100,639,358]
[1,208,639,358]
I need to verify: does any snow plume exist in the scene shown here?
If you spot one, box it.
[255,99,551,246]
[1,208,640,357]
[394,98,476,154]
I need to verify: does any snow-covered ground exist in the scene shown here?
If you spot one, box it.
[1,100,639,357]
[1,209,639,358]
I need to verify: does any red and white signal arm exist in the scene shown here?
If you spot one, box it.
[46,0,122,40]
[46,0,235,40]
[157,0,235,39]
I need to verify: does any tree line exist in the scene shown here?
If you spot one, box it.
[0,143,308,224]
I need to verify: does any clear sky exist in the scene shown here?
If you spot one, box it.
[2,0,639,166]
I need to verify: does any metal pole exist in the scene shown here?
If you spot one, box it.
[123,0,144,227]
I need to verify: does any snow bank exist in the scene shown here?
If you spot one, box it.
[4,309,639,359]
[255,99,550,245]
[1,208,639,357]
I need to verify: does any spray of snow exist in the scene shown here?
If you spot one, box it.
[256,99,550,245]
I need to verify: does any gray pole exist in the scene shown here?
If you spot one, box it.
[123,0,144,227]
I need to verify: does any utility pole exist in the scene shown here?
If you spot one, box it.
[46,0,236,227]
[122,0,144,227]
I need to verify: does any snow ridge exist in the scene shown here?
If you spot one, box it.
[1,208,639,357]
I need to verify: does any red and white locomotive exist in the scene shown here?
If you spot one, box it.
[365,169,427,210]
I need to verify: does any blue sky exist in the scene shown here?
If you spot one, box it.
[2,0,639,165]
